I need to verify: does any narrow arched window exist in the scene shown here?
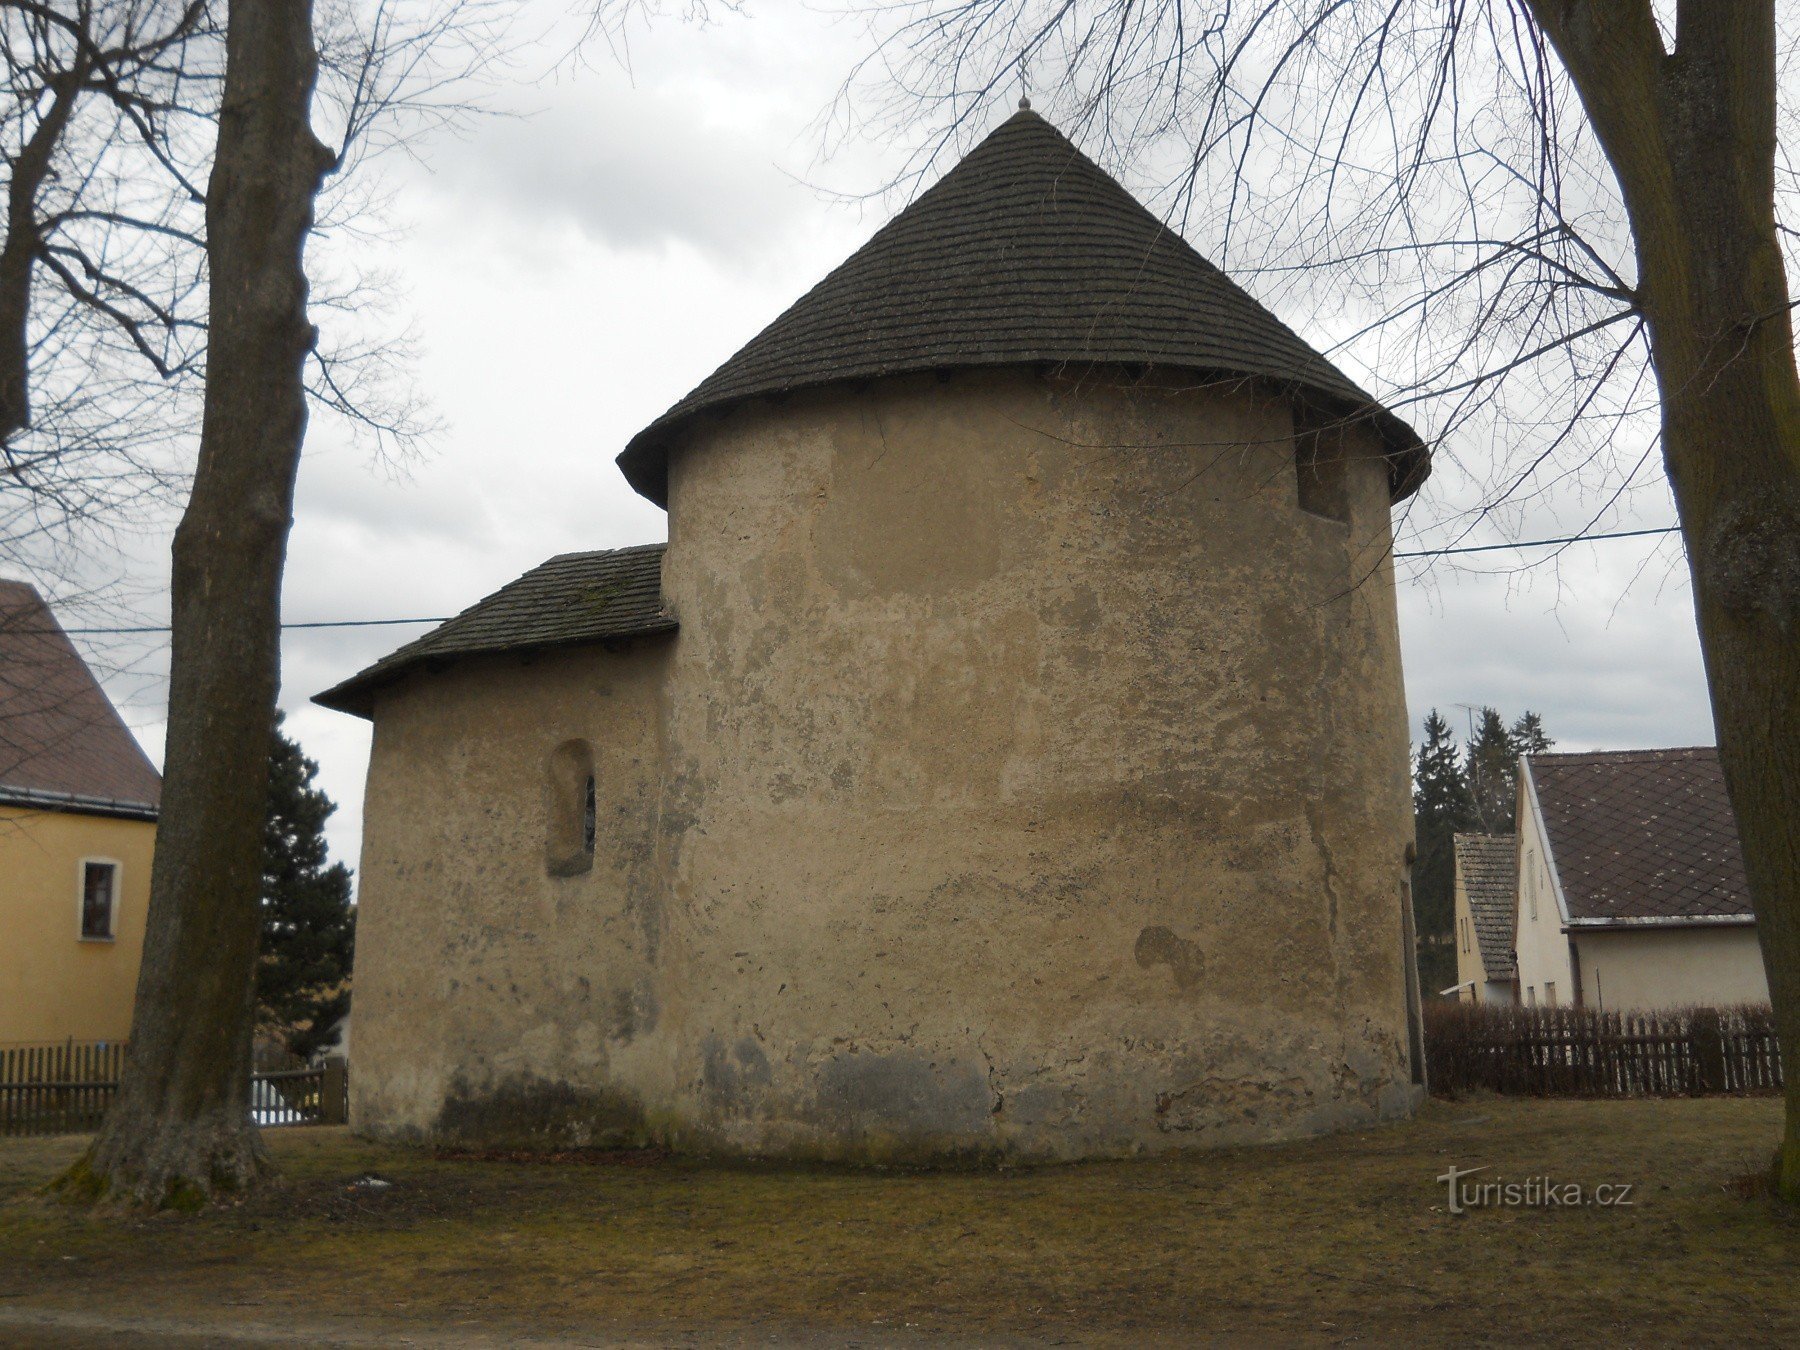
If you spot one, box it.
[546,739,597,876]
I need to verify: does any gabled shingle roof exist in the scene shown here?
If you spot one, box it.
[1527,748,1752,924]
[314,544,675,718]
[617,108,1430,507]
[1454,833,1517,981]
[0,580,160,818]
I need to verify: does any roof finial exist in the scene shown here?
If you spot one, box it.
[1019,49,1031,111]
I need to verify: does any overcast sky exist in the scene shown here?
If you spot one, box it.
[19,2,1713,875]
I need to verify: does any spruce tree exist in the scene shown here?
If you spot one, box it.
[1411,710,1475,994]
[1465,707,1520,834]
[258,715,355,1060]
[1511,710,1554,758]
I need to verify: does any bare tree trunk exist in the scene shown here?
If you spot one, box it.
[1531,0,1800,1201]
[58,0,333,1210]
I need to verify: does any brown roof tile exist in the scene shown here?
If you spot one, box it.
[1454,833,1517,980]
[0,580,161,817]
[314,544,675,718]
[1527,748,1750,924]
[617,109,1430,507]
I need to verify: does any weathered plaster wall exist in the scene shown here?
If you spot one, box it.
[350,640,672,1146]
[649,369,1418,1159]
[350,366,1421,1159]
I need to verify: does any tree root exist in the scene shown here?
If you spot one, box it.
[52,1112,271,1212]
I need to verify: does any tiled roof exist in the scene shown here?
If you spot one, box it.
[1454,833,1517,981]
[1527,748,1751,924]
[0,580,161,817]
[315,544,675,718]
[617,108,1430,507]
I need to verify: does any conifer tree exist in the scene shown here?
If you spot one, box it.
[1465,707,1520,835]
[258,715,355,1060]
[1411,710,1475,993]
[1511,711,1554,759]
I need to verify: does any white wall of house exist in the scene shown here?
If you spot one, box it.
[1572,925,1769,1011]
[1513,773,1574,1007]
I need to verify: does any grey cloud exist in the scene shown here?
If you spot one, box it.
[423,87,815,264]
[1399,543,1714,754]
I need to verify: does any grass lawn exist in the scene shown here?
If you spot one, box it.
[0,1096,1796,1346]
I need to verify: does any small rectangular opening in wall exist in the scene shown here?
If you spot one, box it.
[1294,414,1350,524]
[546,739,597,877]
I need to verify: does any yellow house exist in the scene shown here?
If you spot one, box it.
[0,580,160,1045]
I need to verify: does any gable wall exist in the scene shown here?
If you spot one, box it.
[1513,769,1575,1005]
[1452,859,1482,1000]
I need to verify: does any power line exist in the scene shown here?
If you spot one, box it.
[1392,524,1679,558]
[45,524,1684,636]
[59,615,451,635]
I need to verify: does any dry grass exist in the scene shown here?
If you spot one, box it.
[0,1096,1796,1345]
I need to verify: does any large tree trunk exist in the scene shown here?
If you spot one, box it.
[59,0,332,1210]
[1532,1,1800,1201]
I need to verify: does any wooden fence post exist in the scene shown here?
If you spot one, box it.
[1692,1008,1725,1094]
[319,1057,349,1125]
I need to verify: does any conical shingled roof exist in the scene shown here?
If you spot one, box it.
[617,108,1429,505]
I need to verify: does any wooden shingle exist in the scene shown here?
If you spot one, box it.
[315,544,674,718]
[1454,833,1518,981]
[617,108,1431,505]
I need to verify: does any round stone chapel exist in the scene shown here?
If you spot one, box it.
[319,108,1432,1161]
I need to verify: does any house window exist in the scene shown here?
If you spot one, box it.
[1294,419,1350,524]
[546,739,597,877]
[1526,985,1537,1007]
[79,860,118,940]
[1544,981,1558,1008]
[1527,850,1538,920]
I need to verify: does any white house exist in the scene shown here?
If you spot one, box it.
[1512,747,1768,1011]
[1452,833,1517,1004]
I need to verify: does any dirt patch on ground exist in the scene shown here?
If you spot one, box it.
[1,1097,1797,1345]
[431,1145,672,1166]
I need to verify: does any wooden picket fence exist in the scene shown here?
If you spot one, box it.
[0,1040,348,1137]
[0,1041,128,1137]
[1425,1002,1783,1098]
